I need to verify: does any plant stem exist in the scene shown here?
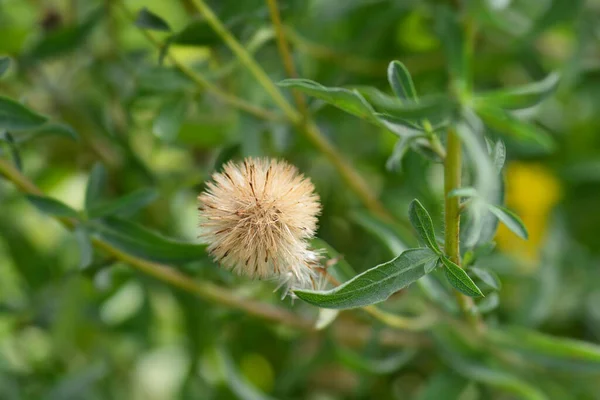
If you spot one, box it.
[444,128,483,331]
[265,0,307,116]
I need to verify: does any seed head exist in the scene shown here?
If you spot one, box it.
[198,158,321,293]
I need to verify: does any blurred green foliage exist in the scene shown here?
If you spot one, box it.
[1,0,600,399]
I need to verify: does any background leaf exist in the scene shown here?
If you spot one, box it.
[488,204,529,240]
[26,195,79,219]
[135,8,171,32]
[0,96,48,131]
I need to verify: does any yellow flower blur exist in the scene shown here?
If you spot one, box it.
[495,162,561,265]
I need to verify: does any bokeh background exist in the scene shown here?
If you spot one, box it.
[1,0,600,398]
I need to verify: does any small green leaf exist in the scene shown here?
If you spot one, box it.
[448,187,478,198]
[0,96,48,131]
[488,327,600,373]
[153,98,187,141]
[375,113,425,138]
[135,8,171,32]
[336,346,417,375]
[13,123,78,143]
[386,137,413,171]
[0,57,10,77]
[474,73,560,110]
[92,216,206,264]
[487,204,528,240]
[87,188,158,219]
[424,257,439,274]
[441,257,484,297]
[26,195,79,218]
[74,225,93,269]
[387,61,417,101]
[85,163,107,209]
[355,87,454,122]
[409,199,442,255]
[492,140,506,172]
[470,267,501,290]
[278,79,375,121]
[475,106,555,151]
[294,248,437,309]
[1,132,22,171]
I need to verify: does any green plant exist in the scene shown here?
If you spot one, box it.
[0,0,599,398]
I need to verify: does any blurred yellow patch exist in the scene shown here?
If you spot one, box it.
[496,163,561,264]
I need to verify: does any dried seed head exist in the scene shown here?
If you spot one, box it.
[198,158,321,293]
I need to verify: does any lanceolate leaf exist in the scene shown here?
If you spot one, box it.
[26,195,79,219]
[294,248,437,309]
[336,346,417,375]
[409,199,442,255]
[0,96,48,131]
[470,267,501,290]
[135,8,171,32]
[488,327,600,373]
[85,163,107,209]
[278,79,375,121]
[92,216,206,264]
[474,72,560,110]
[87,188,158,219]
[387,61,418,101]
[475,105,555,151]
[487,204,528,239]
[441,257,484,297]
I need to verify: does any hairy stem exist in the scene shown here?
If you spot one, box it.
[444,129,482,330]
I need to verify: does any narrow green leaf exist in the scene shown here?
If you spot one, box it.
[435,6,468,90]
[85,163,107,209]
[153,98,187,141]
[0,57,10,77]
[409,199,442,255]
[386,137,413,171]
[418,371,468,400]
[0,96,48,131]
[355,87,454,122]
[470,267,501,290]
[278,79,375,121]
[475,73,560,110]
[487,204,528,240]
[351,210,409,256]
[336,347,417,375]
[74,225,93,269]
[1,132,22,171]
[375,113,425,138]
[475,106,555,151]
[12,123,78,143]
[294,248,437,309]
[26,195,79,219]
[488,327,600,373]
[448,187,478,198]
[87,188,158,219]
[92,216,206,264]
[441,257,484,297]
[135,8,171,32]
[387,61,417,101]
[492,140,506,172]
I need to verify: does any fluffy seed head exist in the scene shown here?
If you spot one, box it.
[198,158,321,291]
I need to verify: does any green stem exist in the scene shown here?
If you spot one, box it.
[444,128,483,331]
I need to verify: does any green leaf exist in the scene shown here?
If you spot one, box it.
[0,57,10,77]
[278,79,375,121]
[1,132,22,171]
[336,346,417,375]
[12,123,78,143]
[408,199,442,255]
[477,292,499,313]
[386,137,413,171]
[153,98,187,142]
[92,216,206,264]
[0,96,48,131]
[135,8,171,32]
[525,0,583,40]
[387,61,417,101]
[475,73,560,110]
[492,140,506,172]
[488,327,600,373]
[85,163,107,209]
[26,195,79,219]
[475,106,555,151]
[294,248,437,309]
[487,204,528,240]
[87,188,158,219]
[350,211,409,256]
[470,267,501,290]
[375,113,425,138]
[441,257,484,297]
[355,87,454,122]
[447,187,478,198]
[74,225,93,270]
[418,371,468,400]
[424,257,439,274]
